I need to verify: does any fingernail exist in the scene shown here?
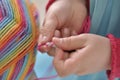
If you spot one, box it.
[37,45,49,53]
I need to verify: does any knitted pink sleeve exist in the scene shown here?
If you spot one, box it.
[107,34,120,80]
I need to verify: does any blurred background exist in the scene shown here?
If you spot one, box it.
[33,0,48,25]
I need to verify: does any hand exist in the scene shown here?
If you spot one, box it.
[38,0,87,52]
[52,34,111,77]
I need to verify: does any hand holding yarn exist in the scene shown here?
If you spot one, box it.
[52,34,111,77]
[38,0,87,52]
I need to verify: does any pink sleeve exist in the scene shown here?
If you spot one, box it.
[107,34,120,80]
[46,0,91,33]
[77,0,91,34]
[46,0,55,12]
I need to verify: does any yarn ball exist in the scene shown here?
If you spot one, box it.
[0,0,39,79]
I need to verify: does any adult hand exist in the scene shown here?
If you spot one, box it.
[38,0,87,52]
[52,34,111,77]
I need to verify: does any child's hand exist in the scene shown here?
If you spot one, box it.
[52,34,111,77]
[38,0,87,52]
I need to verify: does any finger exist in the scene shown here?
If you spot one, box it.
[38,45,49,53]
[52,35,87,51]
[61,28,70,37]
[38,31,60,53]
[46,30,60,56]
[38,11,58,45]
[38,12,58,52]
[47,46,56,56]
[54,30,61,38]
[53,48,64,75]
[53,48,73,77]
[38,30,61,53]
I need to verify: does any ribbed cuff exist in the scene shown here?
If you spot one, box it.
[107,34,120,80]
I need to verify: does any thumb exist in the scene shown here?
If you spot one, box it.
[38,11,58,45]
[52,35,86,51]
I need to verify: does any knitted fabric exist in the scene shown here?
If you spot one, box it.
[0,0,39,79]
[107,34,120,80]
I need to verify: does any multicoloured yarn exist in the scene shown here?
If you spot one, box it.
[0,0,39,79]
